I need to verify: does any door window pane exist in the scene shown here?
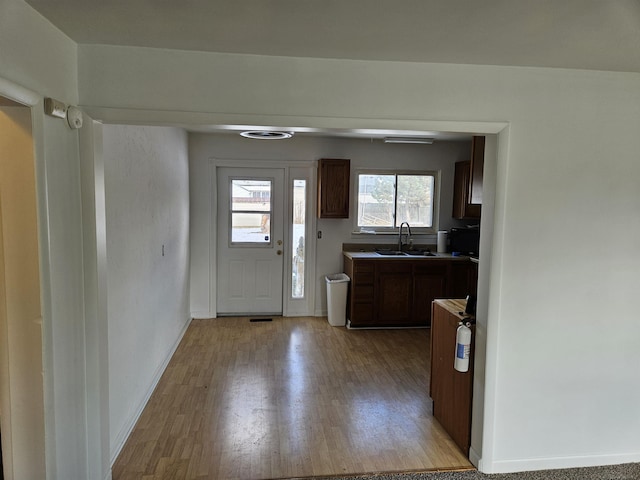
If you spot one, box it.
[231,179,271,211]
[230,179,272,244]
[292,180,306,298]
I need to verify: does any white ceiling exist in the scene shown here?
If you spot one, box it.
[22,0,640,140]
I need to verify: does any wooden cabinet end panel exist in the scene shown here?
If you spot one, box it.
[430,301,474,456]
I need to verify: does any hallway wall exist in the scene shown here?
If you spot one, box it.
[1,0,89,477]
[103,125,191,462]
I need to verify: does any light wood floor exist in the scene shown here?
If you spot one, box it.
[112,317,473,480]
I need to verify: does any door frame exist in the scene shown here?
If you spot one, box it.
[209,159,317,318]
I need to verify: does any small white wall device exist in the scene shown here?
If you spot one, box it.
[44,97,66,119]
[44,97,83,129]
[66,106,83,129]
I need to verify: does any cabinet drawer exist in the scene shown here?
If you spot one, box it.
[414,263,448,275]
[351,303,375,324]
[354,262,374,273]
[353,261,375,284]
[353,272,374,285]
[377,261,411,274]
[353,285,374,300]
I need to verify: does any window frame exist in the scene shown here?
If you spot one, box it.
[353,169,440,235]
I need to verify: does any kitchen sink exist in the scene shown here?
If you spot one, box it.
[375,249,437,256]
[404,250,436,256]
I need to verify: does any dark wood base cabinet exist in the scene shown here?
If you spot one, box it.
[343,255,476,328]
[430,299,475,456]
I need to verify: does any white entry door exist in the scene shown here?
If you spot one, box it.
[216,167,285,315]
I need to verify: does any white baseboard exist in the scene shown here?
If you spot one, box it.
[468,446,481,469]
[482,451,640,474]
[109,316,192,466]
[195,311,324,319]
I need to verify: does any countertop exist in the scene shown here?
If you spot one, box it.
[433,298,469,319]
[343,251,472,261]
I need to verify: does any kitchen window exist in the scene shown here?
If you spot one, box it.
[355,171,439,233]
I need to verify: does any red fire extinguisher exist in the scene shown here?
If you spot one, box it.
[454,321,473,373]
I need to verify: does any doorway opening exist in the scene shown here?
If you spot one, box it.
[0,96,46,480]
[212,161,317,318]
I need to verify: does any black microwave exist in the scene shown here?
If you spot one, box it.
[449,226,480,255]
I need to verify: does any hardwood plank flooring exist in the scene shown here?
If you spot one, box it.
[112,317,473,480]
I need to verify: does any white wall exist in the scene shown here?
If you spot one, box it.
[0,0,93,478]
[78,45,640,473]
[103,125,190,462]
[0,0,78,103]
[189,133,471,317]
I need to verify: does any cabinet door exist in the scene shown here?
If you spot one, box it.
[452,161,480,220]
[344,257,376,327]
[413,264,448,326]
[376,262,412,325]
[318,158,350,218]
[449,261,476,298]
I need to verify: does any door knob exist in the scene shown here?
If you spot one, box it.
[277,250,283,256]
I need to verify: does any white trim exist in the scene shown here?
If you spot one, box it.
[79,116,111,480]
[81,106,508,137]
[109,316,192,466]
[483,452,640,475]
[469,446,482,469]
[476,129,509,473]
[208,162,216,318]
[0,77,40,107]
[191,311,216,319]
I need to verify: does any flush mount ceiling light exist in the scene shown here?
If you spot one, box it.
[240,131,294,140]
[383,137,434,144]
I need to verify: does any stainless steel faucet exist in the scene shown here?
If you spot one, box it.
[398,222,412,251]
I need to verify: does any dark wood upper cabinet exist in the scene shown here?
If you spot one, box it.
[318,158,350,218]
[453,135,485,220]
[452,161,481,219]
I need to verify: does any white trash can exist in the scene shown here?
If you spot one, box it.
[325,273,350,326]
